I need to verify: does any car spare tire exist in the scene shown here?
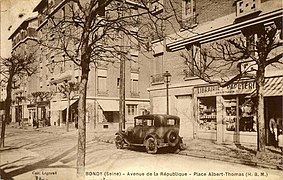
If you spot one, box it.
[166,130,180,147]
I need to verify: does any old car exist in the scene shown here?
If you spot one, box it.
[115,114,185,154]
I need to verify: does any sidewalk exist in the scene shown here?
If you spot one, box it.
[89,130,283,171]
[7,122,78,135]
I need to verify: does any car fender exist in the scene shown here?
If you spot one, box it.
[143,134,160,145]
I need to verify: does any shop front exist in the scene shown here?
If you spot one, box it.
[194,76,283,145]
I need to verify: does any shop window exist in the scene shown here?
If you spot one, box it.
[224,96,256,132]
[240,98,256,132]
[224,96,237,131]
[198,97,216,131]
[104,111,114,123]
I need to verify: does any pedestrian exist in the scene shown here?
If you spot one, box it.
[269,117,278,147]
[33,118,36,128]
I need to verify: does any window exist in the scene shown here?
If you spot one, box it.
[236,0,261,17]
[127,104,138,116]
[98,76,107,93]
[183,0,194,18]
[245,33,258,59]
[198,97,217,131]
[184,44,201,78]
[130,73,139,96]
[97,69,107,94]
[117,78,120,88]
[144,119,154,126]
[130,52,139,72]
[135,118,143,126]
[167,119,176,126]
[182,0,197,28]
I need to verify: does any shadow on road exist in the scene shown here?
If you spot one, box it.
[1,145,77,179]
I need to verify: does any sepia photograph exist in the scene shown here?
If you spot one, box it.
[0,0,283,179]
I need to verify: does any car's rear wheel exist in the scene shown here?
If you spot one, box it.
[145,137,158,154]
[166,130,180,147]
[115,134,124,149]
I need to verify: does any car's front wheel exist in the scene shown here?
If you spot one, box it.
[115,134,124,149]
[145,137,158,154]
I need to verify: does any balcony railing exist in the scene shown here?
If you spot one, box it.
[151,74,164,84]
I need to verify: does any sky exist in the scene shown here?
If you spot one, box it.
[0,0,40,58]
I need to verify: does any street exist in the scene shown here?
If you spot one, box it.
[1,127,283,180]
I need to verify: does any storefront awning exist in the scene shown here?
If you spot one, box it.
[49,100,78,111]
[264,76,283,97]
[97,100,119,112]
[246,76,283,98]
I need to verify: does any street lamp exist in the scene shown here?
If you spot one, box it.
[163,71,171,115]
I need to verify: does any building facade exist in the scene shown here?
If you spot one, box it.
[8,16,40,125]
[148,0,283,145]
[31,0,151,131]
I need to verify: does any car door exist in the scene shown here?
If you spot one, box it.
[142,119,154,139]
[132,118,144,144]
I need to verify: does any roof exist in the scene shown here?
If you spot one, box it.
[8,16,37,40]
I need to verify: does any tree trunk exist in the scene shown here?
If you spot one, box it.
[66,94,70,132]
[77,72,88,179]
[255,65,265,152]
[76,38,90,178]
[1,78,12,148]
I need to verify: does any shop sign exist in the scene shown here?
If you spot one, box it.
[196,80,255,96]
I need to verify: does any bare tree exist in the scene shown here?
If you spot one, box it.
[58,81,80,132]
[181,23,283,153]
[35,0,186,178]
[0,54,36,148]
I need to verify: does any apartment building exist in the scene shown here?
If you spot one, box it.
[8,16,41,124]
[148,0,283,145]
[32,0,151,131]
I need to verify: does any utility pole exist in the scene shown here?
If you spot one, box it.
[119,1,126,132]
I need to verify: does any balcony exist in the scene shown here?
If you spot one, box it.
[151,74,164,85]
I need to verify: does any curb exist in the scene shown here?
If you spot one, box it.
[178,151,281,170]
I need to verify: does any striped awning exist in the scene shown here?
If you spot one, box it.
[247,76,283,97]
[264,76,283,97]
